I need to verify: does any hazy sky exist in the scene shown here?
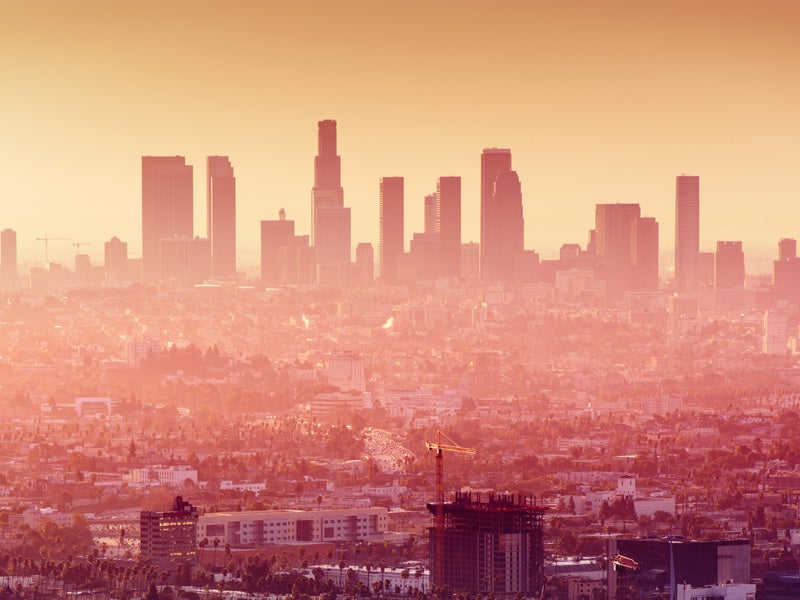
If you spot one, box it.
[2,0,799,271]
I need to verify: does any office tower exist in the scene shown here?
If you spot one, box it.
[104,236,128,281]
[515,250,540,282]
[698,251,715,289]
[485,169,524,281]
[675,175,700,294]
[315,206,351,286]
[159,237,211,283]
[595,203,641,299]
[461,242,480,280]
[480,148,513,280]
[207,156,236,278]
[260,209,295,284]
[438,176,462,278]
[774,238,800,304]
[633,216,659,291]
[410,232,441,280]
[379,177,404,284]
[140,496,199,566]
[141,156,193,282]
[779,238,797,262]
[714,241,745,290]
[355,243,374,287]
[1,228,18,291]
[424,193,439,234]
[311,120,344,246]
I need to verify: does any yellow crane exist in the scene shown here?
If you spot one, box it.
[426,430,476,588]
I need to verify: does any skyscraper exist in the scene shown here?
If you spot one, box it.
[355,243,374,287]
[779,238,797,262]
[141,156,193,282]
[438,176,462,279]
[260,209,295,284]
[714,241,745,290]
[633,216,659,291]
[595,203,641,299]
[1,228,18,291]
[379,177,404,284]
[486,169,524,281]
[424,193,439,234]
[104,236,128,281]
[207,156,236,278]
[315,206,351,286]
[311,120,344,246]
[480,148,516,280]
[675,175,700,295]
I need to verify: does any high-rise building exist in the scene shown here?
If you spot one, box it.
[424,193,439,234]
[675,175,700,295]
[160,237,211,283]
[483,168,524,281]
[698,251,715,289]
[207,156,236,278]
[595,203,640,299]
[633,216,659,291]
[379,177,404,284]
[763,310,788,355]
[355,242,374,287]
[140,496,199,566]
[773,238,800,304]
[480,148,513,280]
[438,176,461,279]
[461,242,480,280]
[104,236,128,281]
[410,232,441,280]
[779,238,797,262]
[260,209,295,285]
[142,156,193,282]
[315,206,351,286]
[715,241,745,290]
[311,120,344,246]
[428,493,545,597]
[1,228,18,291]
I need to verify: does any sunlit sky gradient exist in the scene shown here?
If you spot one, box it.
[2,0,799,271]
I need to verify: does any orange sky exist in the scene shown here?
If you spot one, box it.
[2,0,799,271]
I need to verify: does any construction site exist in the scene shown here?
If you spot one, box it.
[426,491,547,597]
[426,430,546,598]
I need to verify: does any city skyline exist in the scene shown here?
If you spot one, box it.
[2,1,800,269]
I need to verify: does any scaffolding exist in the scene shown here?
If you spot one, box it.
[427,491,546,598]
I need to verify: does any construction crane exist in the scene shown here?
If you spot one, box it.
[426,430,476,588]
[36,234,71,265]
[72,242,91,253]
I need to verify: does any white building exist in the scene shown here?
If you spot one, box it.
[328,352,366,392]
[198,507,388,546]
[675,582,755,600]
[125,466,198,487]
[763,311,788,355]
[219,480,266,494]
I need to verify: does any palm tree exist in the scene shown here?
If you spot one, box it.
[213,537,221,569]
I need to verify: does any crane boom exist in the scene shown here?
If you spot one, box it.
[36,234,71,265]
[426,430,476,589]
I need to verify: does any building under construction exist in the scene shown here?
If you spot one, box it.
[427,491,546,597]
